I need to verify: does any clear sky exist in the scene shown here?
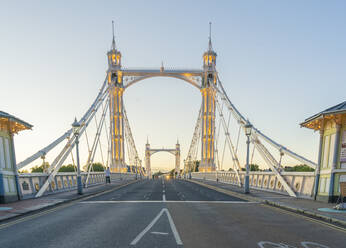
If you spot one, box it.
[1,1,345,171]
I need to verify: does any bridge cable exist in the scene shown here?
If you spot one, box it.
[84,98,110,186]
[215,98,242,186]
[35,85,110,197]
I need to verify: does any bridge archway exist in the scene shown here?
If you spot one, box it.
[145,140,180,178]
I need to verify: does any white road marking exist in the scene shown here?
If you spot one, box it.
[163,194,166,201]
[262,196,291,199]
[163,190,165,193]
[80,200,258,204]
[258,241,329,248]
[130,208,182,245]
[165,207,183,245]
[151,231,168,235]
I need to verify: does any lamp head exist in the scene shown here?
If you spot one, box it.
[244,120,253,136]
[72,117,81,136]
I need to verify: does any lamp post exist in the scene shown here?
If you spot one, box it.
[72,118,83,195]
[244,120,252,194]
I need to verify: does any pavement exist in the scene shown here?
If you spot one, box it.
[189,178,346,226]
[0,178,345,248]
[0,178,137,222]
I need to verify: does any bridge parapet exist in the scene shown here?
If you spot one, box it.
[191,171,315,198]
[18,172,136,199]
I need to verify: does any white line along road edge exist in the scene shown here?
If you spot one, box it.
[130,208,183,246]
[80,200,258,204]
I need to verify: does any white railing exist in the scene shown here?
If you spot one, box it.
[18,172,137,199]
[191,171,315,198]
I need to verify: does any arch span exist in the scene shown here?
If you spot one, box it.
[124,75,201,90]
[122,69,203,90]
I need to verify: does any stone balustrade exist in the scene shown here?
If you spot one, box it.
[18,172,137,199]
[191,171,315,198]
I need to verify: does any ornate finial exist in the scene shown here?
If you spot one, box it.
[208,21,212,51]
[146,136,149,144]
[111,20,116,50]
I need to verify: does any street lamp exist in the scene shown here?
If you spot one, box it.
[244,120,252,194]
[72,117,83,195]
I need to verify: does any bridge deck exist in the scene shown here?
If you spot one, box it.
[0,179,344,248]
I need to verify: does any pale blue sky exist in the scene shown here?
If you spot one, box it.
[1,1,345,171]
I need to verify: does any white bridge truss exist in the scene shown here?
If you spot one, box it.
[16,29,317,198]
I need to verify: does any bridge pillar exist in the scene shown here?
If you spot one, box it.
[107,38,126,173]
[175,141,180,175]
[145,141,151,178]
[200,36,217,172]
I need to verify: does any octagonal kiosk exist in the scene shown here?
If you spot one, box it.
[0,111,32,203]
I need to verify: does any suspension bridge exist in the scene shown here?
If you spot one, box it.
[0,24,345,248]
[14,22,316,199]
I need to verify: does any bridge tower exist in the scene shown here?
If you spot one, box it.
[145,138,151,178]
[107,22,126,173]
[175,140,180,174]
[200,23,217,172]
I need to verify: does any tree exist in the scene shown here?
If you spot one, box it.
[31,165,44,173]
[59,164,76,172]
[193,160,200,172]
[31,162,50,173]
[169,169,175,177]
[241,164,260,171]
[284,164,314,172]
[84,162,105,172]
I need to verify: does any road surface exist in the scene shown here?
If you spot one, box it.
[0,179,345,247]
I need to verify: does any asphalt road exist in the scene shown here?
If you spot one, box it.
[0,179,345,248]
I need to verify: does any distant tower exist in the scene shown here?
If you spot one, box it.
[107,21,126,173]
[175,139,181,175]
[145,137,151,178]
[200,22,217,172]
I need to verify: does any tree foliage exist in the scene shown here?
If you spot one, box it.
[241,164,260,171]
[59,164,76,172]
[284,164,314,172]
[31,165,44,173]
[31,162,50,173]
[84,162,105,172]
[193,160,200,172]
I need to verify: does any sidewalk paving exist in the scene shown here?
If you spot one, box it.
[0,178,138,222]
[190,178,346,227]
